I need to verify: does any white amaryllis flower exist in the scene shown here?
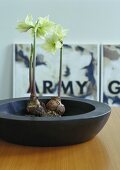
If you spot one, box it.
[34,16,55,38]
[41,24,68,54]
[41,33,63,54]
[17,15,54,38]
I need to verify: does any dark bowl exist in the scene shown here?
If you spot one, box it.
[0,97,111,146]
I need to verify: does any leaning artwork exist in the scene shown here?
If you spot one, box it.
[13,44,99,100]
[101,44,120,106]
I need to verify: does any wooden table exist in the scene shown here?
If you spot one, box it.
[0,108,120,170]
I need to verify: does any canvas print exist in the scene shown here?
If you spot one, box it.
[13,44,100,100]
[101,45,120,106]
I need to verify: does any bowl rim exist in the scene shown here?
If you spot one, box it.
[0,97,111,121]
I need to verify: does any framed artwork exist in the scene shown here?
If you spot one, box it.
[13,44,100,100]
[101,44,120,106]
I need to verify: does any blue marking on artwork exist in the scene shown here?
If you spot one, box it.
[36,55,46,66]
[103,93,120,105]
[103,93,109,103]
[64,66,70,77]
[82,52,96,86]
[63,44,72,49]
[15,45,46,68]
[75,45,85,52]
[112,96,120,104]
[15,45,29,67]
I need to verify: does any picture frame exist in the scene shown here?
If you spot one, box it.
[101,44,120,106]
[13,43,100,100]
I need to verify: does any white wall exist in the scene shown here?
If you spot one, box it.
[0,0,120,99]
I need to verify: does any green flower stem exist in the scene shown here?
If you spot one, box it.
[31,31,36,97]
[58,47,63,98]
[29,44,33,93]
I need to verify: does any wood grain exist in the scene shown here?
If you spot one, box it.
[0,108,120,170]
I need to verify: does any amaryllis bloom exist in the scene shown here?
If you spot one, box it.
[17,15,54,38]
[41,33,63,54]
[35,16,55,38]
[41,25,67,54]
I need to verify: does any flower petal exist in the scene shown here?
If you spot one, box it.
[25,15,33,26]
[55,25,68,41]
[17,22,33,32]
[35,16,55,38]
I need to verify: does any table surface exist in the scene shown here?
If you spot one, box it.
[0,108,120,170]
